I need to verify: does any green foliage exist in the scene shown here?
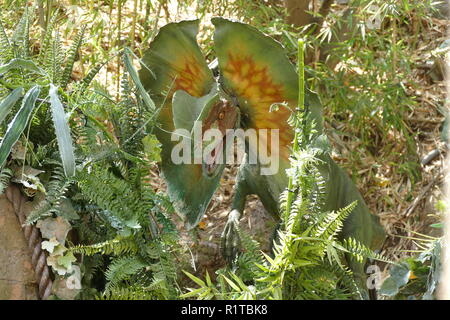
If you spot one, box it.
[69,236,139,257]
[60,26,85,89]
[0,8,80,177]
[96,287,154,300]
[0,8,181,300]
[380,230,443,300]
[26,165,75,224]
[0,86,40,168]
[65,53,180,298]
[300,0,428,182]
[0,167,12,194]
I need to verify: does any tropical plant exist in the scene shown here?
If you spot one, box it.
[380,227,444,300]
[0,7,182,300]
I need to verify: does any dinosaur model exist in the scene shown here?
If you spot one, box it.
[139,18,386,298]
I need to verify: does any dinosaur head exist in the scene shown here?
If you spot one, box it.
[200,99,239,177]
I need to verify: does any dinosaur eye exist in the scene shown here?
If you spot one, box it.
[218,111,225,120]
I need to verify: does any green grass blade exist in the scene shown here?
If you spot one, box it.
[0,87,24,124]
[0,85,40,168]
[123,48,155,111]
[49,84,76,177]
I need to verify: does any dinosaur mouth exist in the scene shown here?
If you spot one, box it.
[201,100,239,178]
[203,130,233,177]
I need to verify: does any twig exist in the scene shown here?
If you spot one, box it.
[421,144,449,166]
[403,175,443,217]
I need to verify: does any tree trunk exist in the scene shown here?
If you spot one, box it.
[283,0,315,28]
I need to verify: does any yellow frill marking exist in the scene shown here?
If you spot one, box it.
[170,55,210,98]
[223,52,294,160]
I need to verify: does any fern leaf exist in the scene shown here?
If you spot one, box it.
[68,236,139,256]
[11,8,29,57]
[60,25,86,89]
[96,287,153,300]
[313,201,357,241]
[105,255,146,292]
[26,165,74,224]
[45,30,63,84]
[0,19,13,62]
[80,62,106,91]
[39,10,59,65]
[0,168,12,194]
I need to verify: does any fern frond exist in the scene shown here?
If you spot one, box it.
[105,255,147,292]
[0,168,12,194]
[45,30,63,84]
[339,237,390,264]
[11,7,29,58]
[60,25,86,89]
[77,168,142,232]
[26,165,74,224]
[69,236,139,256]
[235,225,264,281]
[0,19,13,63]
[312,201,357,241]
[97,287,153,300]
[145,241,179,298]
[79,62,106,91]
[39,10,59,65]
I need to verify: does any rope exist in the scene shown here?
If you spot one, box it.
[5,185,53,300]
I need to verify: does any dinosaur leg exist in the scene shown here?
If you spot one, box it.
[220,161,252,264]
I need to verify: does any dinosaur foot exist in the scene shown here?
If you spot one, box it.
[220,209,242,265]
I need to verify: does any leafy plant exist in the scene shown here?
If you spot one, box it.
[380,229,443,300]
[0,8,77,176]
[0,7,181,300]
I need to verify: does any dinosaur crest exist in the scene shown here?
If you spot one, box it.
[212,18,300,160]
[139,20,227,229]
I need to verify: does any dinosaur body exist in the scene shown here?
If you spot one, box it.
[139,18,386,299]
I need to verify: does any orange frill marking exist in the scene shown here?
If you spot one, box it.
[170,55,210,98]
[223,52,294,160]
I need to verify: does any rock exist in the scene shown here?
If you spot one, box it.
[0,194,38,299]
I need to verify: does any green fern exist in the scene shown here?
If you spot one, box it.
[26,165,75,224]
[45,30,63,84]
[96,287,154,300]
[79,62,106,93]
[76,168,142,232]
[0,19,13,63]
[104,255,147,292]
[11,7,30,58]
[340,237,390,264]
[39,10,59,65]
[60,25,86,89]
[69,236,139,256]
[0,168,12,194]
[312,201,357,240]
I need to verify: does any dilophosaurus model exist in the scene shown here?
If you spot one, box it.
[139,18,386,298]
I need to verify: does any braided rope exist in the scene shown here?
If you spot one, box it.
[5,185,53,300]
